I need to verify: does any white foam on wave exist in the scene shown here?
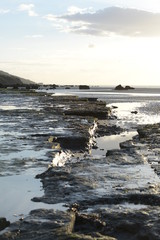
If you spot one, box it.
[89,120,98,137]
[51,151,72,167]
[50,121,98,167]
[88,120,98,151]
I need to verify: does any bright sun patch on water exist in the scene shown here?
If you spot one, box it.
[108,102,160,129]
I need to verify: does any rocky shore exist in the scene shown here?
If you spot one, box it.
[0,92,160,240]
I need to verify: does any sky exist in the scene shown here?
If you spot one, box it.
[1,0,160,86]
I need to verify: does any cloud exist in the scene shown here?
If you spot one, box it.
[88,44,95,48]
[25,34,43,38]
[43,6,95,33]
[67,6,95,15]
[0,9,10,14]
[18,4,38,17]
[45,7,160,37]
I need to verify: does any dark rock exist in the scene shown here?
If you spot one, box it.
[0,218,10,231]
[125,85,135,90]
[87,98,98,101]
[131,111,138,114]
[98,208,160,240]
[97,123,123,137]
[115,84,135,90]
[111,105,118,109]
[0,210,76,240]
[74,213,106,233]
[56,136,89,150]
[79,85,90,89]
[115,84,124,90]
[65,109,109,119]
[120,140,135,149]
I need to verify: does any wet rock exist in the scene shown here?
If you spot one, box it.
[115,84,135,90]
[96,121,123,137]
[131,111,138,114]
[115,84,124,90]
[137,123,160,176]
[73,212,108,238]
[137,123,160,139]
[0,210,76,240]
[64,99,110,119]
[79,85,90,89]
[111,105,118,109]
[2,91,160,239]
[33,144,160,205]
[98,207,160,240]
[76,193,160,210]
[0,218,10,231]
[119,140,135,149]
[125,85,135,90]
[0,209,117,240]
[65,109,109,119]
[56,136,89,150]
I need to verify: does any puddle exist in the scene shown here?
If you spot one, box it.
[92,131,137,156]
[0,170,67,222]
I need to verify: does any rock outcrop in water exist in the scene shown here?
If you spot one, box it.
[79,85,90,90]
[115,84,135,90]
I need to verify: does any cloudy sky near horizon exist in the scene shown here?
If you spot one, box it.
[1,0,160,86]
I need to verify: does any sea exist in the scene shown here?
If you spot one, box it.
[1,86,160,222]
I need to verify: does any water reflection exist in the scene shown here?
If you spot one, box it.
[92,131,137,156]
[108,102,160,129]
[0,171,67,222]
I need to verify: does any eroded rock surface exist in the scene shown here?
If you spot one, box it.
[1,92,160,239]
[0,93,110,176]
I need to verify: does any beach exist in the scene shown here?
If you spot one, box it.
[0,87,160,239]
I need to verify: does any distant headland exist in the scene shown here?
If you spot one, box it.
[0,70,35,88]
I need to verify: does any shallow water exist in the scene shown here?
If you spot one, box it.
[0,170,67,222]
[86,202,148,214]
[108,101,160,129]
[42,87,160,102]
[92,131,137,157]
[1,88,160,223]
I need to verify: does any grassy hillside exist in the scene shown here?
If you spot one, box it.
[0,71,35,86]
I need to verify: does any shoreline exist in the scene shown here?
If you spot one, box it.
[0,90,160,239]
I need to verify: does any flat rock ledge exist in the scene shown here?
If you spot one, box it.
[1,96,160,240]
